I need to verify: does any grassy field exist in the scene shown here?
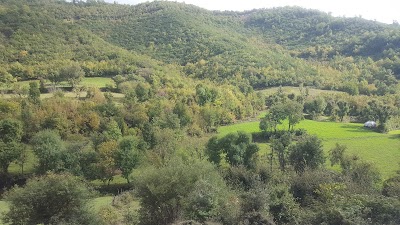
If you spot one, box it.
[3,77,113,90]
[89,196,114,212]
[218,119,400,179]
[0,201,8,225]
[80,77,114,88]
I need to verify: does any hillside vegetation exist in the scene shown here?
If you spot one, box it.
[1,1,400,225]
[1,0,399,94]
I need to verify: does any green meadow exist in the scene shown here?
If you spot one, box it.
[218,119,400,179]
[14,77,114,89]
[0,201,8,225]
[80,77,114,88]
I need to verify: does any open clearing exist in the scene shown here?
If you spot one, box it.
[12,77,114,89]
[80,77,114,88]
[0,201,8,225]
[218,119,400,179]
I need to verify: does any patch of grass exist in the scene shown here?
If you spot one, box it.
[89,194,140,223]
[2,77,120,99]
[218,119,400,179]
[13,77,114,89]
[81,77,114,88]
[0,201,9,225]
[218,121,260,137]
[89,196,113,213]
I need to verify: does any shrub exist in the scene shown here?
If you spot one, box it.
[132,158,239,225]
[3,173,99,225]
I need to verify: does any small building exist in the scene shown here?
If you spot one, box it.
[364,121,377,128]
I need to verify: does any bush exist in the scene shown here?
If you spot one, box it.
[132,158,239,225]
[290,169,341,206]
[288,135,325,173]
[268,184,300,224]
[3,173,100,225]
[383,176,400,198]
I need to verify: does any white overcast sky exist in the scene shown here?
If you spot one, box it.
[105,0,400,24]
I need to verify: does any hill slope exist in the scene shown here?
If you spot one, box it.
[0,0,173,80]
[0,0,399,94]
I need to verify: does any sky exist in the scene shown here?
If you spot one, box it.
[105,0,400,24]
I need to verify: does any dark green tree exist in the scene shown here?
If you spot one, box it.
[288,135,325,173]
[115,136,140,183]
[206,131,259,168]
[132,159,238,225]
[0,142,23,174]
[3,173,98,225]
[336,100,349,122]
[0,118,23,143]
[31,130,65,174]
[271,132,292,172]
[0,119,23,174]
[28,81,41,105]
[173,102,192,127]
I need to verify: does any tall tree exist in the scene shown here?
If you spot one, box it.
[28,81,41,105]
[271,132,292,172]
[3,173,97,225]
[286,101,304,131]
[115,136,140,183]
[31,130,65,174]
[336,100,349,122]
[0,119,23,174]
[59,63,85,88]
[0,68,16,93]
[288,135,325,173]
[97,140,118,184]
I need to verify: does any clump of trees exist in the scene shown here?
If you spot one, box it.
[206,131,259,168]
[3,173,100,225]
[133,159,239,225]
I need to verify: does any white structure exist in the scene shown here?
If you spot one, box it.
[364,121,377,128]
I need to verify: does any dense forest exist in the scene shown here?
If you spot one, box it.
[0,0,400,224]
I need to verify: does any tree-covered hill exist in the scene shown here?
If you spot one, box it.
[244,7,395,53]
[1,0,399,94]
[35,1,348,90]
[244,7,400,75]
[0,0,173,80]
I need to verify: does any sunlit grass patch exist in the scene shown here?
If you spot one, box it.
[219,119,400,179]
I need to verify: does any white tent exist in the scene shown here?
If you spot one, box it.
[364,121,377,128]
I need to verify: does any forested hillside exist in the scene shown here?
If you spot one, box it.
[2,0,399,94]
[1,1,400,225]
[244,7,400,59]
